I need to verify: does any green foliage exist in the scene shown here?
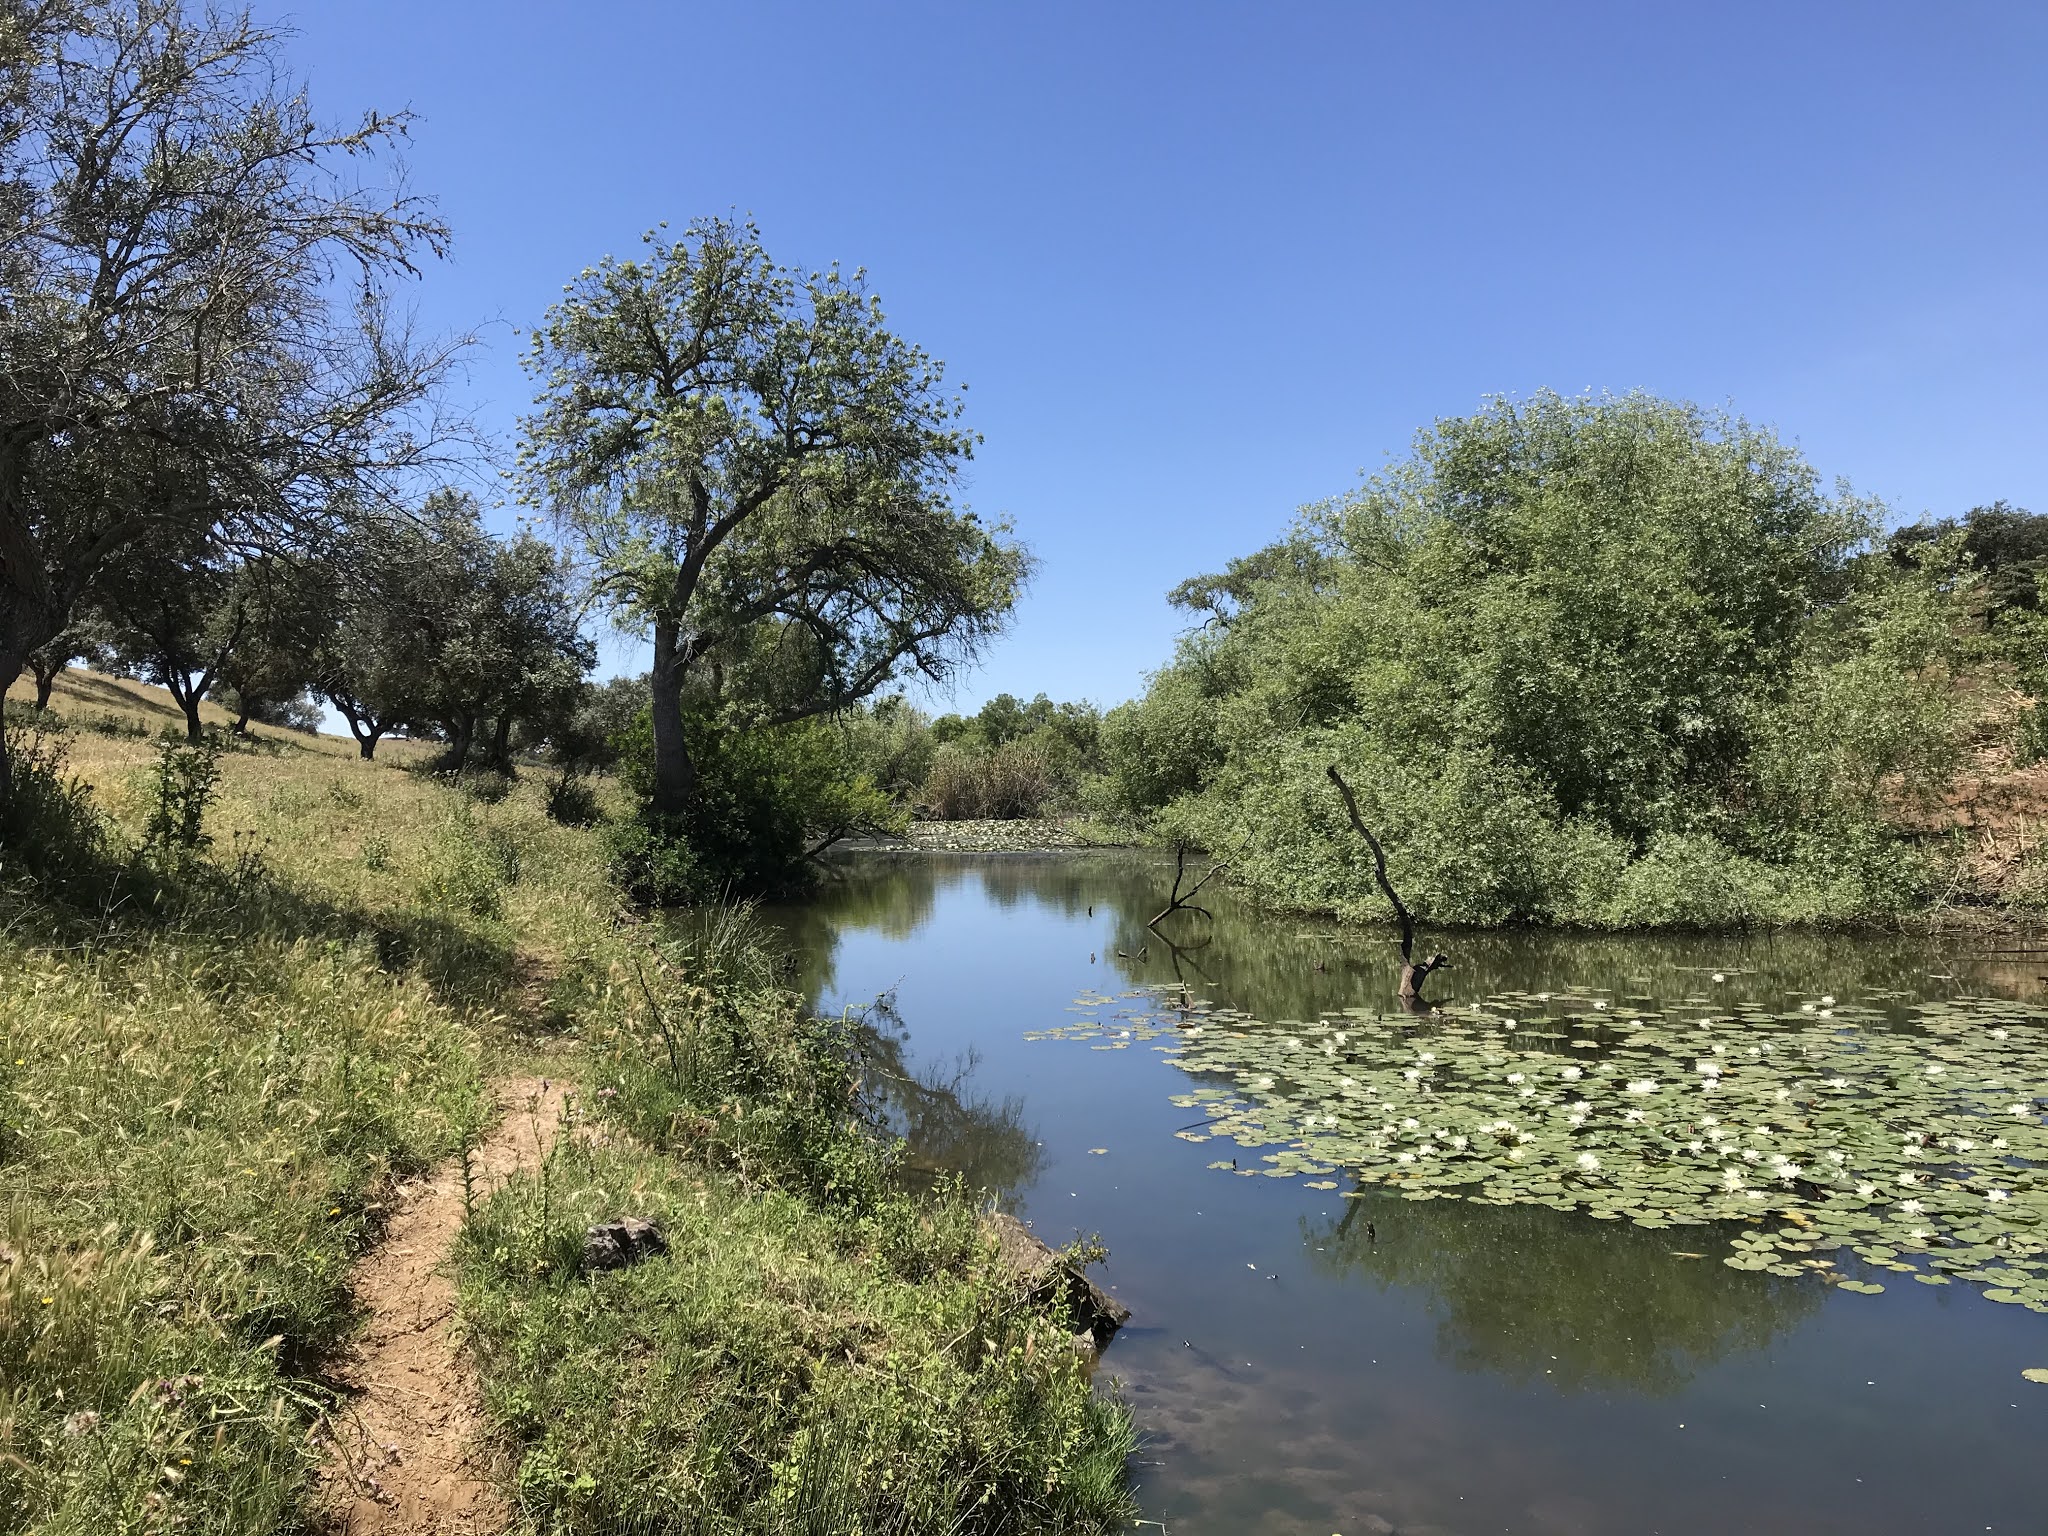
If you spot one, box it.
[141,733,225,855]
[916,693,1104,820]
[417,805,523,919]
[0,924,483,1534]
[1111,391,1974,926]
[458,910,1136,1534]
[610,707,906,901]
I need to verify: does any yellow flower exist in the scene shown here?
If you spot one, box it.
[40,1296,53,1305]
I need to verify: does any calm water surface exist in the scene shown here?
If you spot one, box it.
[766,852,2048,1536]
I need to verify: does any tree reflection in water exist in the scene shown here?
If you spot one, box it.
[857,993,1044,1197]
[1307,1192,1821,1395]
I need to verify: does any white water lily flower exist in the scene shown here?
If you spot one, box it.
[1254,1076,1274,1089]
[1697,1061,1721,1077]
[1517,1132,1535,1145]
[1776,1163,1803,1181]
[1450,1135,1469,1151]
[1577,1152,1601,1172]
[1334,1032,1349,1045]
[1323,1115,1339,1127]
[1506,1072,1525,1084]
[1858,1182,1878,1197]
[1568,1113,1588,1128]
[1990,1028,2009,1040]
[1398,1151,1416,1164]
[1991,1138,2010,1150]
[1402,1118,1420,1130]
[1818,1009,1833,1018]
[1897,1172,1920,1186]
[1417,1052,1435,1064]
[1509,1146,1526,1159]
[1909,1228,1931,1242]
[1721,1167,1746,1190]
[1820,995,1835,1006]
[1624,1108,1646,1123]
[1899,1199,1925,1215]
[1953,1138,1976,1152]
[1701,1115,1720,1126]
[2010,1104,2032,1118]
[1826,1077,1849,1090]
[1925,1065,1945,1076]
[1742,1148,1762,1163]
[1712,972,1726,983]
[1519,1086,1536,1098]
[1594,1000,1610,1010]
[1988,1189,2011,1203]
[1800,1003,1816,1013]
[1340,1077,1357,1089]
[1774,1088,1792,1102]
[1827,1150,1847,1164]
[1744,1189,1766,1201]
[1561,1065,1583,1080]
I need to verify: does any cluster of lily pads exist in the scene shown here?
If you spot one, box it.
[1035,983,2048,1310]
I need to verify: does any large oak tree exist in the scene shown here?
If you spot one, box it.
[516,217,1027,820]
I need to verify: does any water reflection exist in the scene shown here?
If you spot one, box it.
[1308,1193,1821,1395]
[859,998,1044,1196]
[767,852,2048,1536]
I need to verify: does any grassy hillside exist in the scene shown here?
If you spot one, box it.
[0,678,1133,1534]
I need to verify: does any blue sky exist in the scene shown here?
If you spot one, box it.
[266,0,2048,713]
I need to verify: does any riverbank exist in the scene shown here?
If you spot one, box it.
[0,687,1136,1534]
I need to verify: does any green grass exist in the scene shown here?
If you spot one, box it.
[0,683,1138,1535]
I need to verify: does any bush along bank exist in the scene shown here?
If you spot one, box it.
[455,906,1139,1533]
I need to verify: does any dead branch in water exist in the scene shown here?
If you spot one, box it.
[1325,765,1450,1007]
[1146,843,1231,932]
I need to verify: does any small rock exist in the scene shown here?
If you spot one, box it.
[582,1215,666,1272]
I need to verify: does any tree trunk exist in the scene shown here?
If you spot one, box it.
[358,730,382,760]
[436,715,475,772]
[486,713,513,773]
[181,693,204,742]
[233,702,252,735]
[648,617,697,818]
[33,660,59,709]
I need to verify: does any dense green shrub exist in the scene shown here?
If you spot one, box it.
[610,707,904,901]
[1110,391,1977,927]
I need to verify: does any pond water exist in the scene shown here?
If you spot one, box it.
[766,852,2048,1536]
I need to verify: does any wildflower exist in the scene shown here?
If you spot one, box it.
[62,1411,100,1436]
[1577,1152,1601,1172]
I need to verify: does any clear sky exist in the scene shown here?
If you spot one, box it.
[261,0,2048,713]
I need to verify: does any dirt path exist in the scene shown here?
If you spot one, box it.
[320,1075,566,1535]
